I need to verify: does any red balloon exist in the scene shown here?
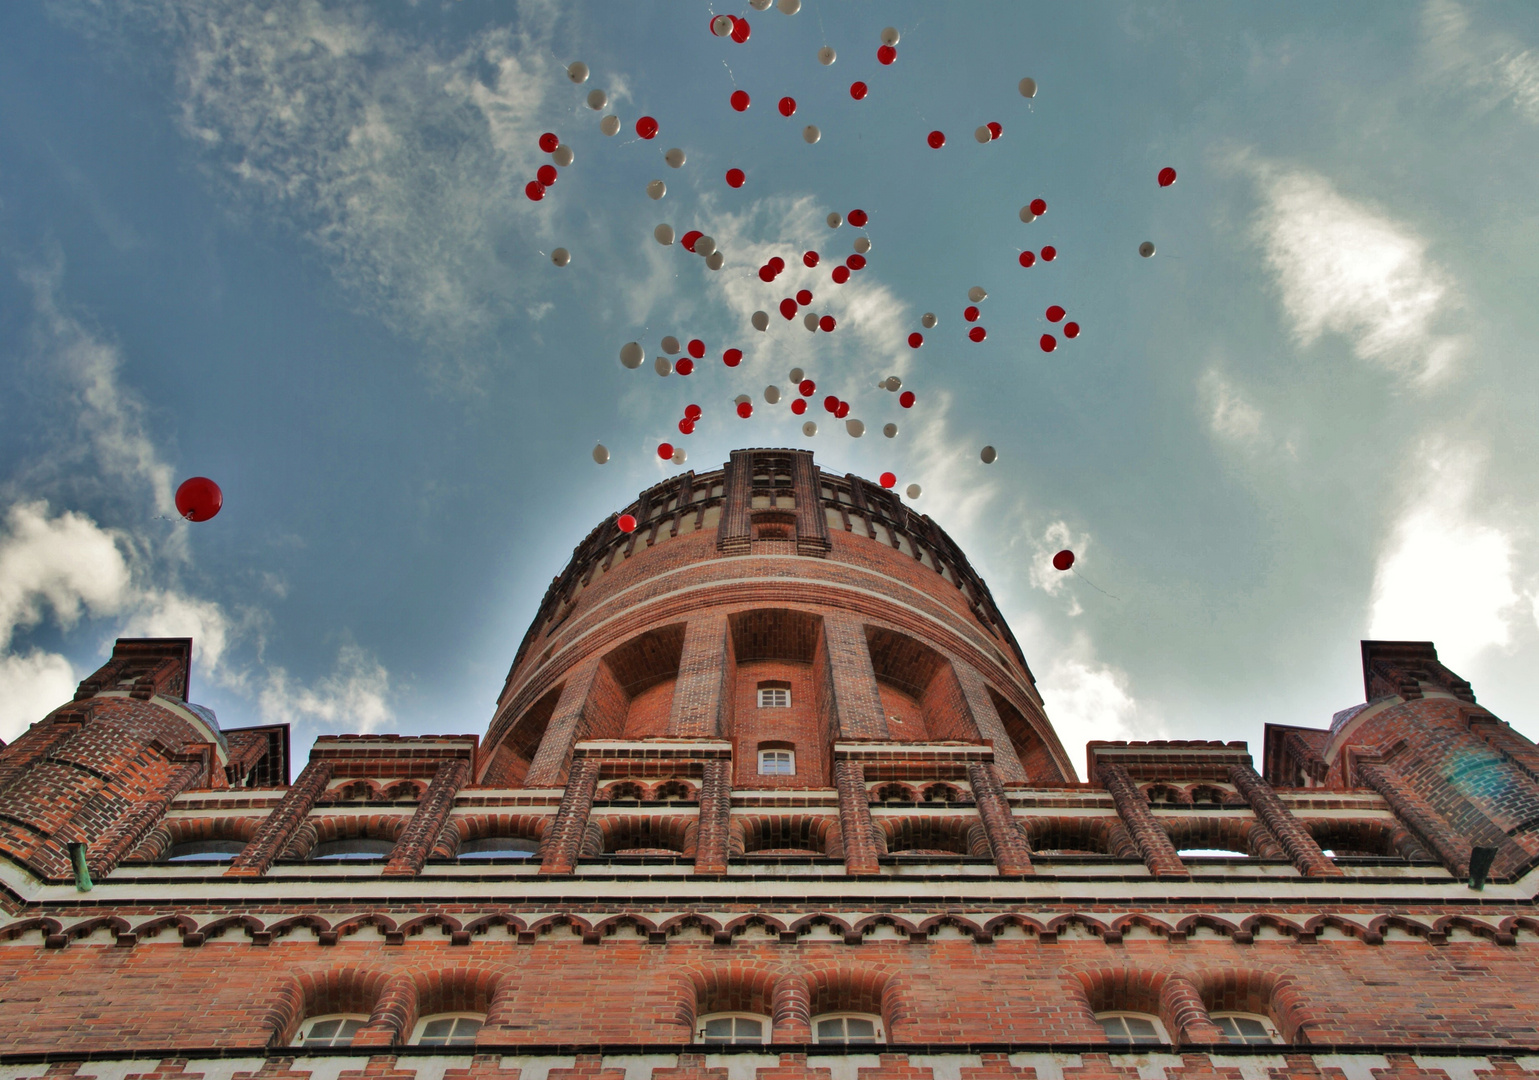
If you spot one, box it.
[1041,245,1057,261]
[688,338,705,358]
[964,305,979,322]
[831,265,851,284]
[819,315,836,332]
[824,395,840,413]
[737,401,753,418]
[537,164,558,186]
[681,230,703,252]
[987,121,1003,140]
[835,400,850,419]
[780,298,798,320]
[730,90,750,112]
[175,477,223,522]
[1040,334,1057,352]
[803,251,819,267]
[778,96,797,117]
[618,513,638,533]
[969,326,987,343]
[1046,305,1065,322]
[759,265,776,282]
[539,132,559,153]
[1064,322,1081,339]
[723,348,743,367]
[899,391,915,408]
[791,398,807,415]
[524,181,545,202]
[675,358,694,375]
[768,256,786,272]
[1158,166,1177,187]
[1052,549,1075,571]
[636,116,659,139]
[678,418,695,435]
[685,403,703,420]
[848,209,868,227]
[1029,198,1047,215]
[731,16,750,43]
[1018,250,1036,267]
[927,130,946,149]
[908,332,924,349]
[796,288,813,306]
[877,44,897,65]
[658,442,675,460]
[846,253,866,270]
[799,379,816,396]
[880,472,897,488]
[850,81,868,100]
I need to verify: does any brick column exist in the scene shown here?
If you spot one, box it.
[694,758,732,875]
[352,972,415,1047]
[525,658,605,788]
[819,615,889,740]
[1357,760,1474,879]
[1161,975,1224,1045]
[834,759,881,875]
[382,758,470,877]
[1098,763,1188,879]
[224,759,332,878]
[772,973,812,1042]
[953,662,1027,783]
[967,761,1033,876]
[540,756,602,875]
[669,614,732,738]
[1228,763,1341,877]
[87,756,206,879]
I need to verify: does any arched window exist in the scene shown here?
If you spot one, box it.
[292,1013,367,1046]
[758,748,796,776]
[164,840,247,863]
[812,1013,882,1044]
[409,1012,484,1046]
[458,838,539,860]
[757,681,791,708]
[1212,1012,1279,1044]
[309,838,396,861]
[1095,1011,1168,1044]
[696,1012,770,1044]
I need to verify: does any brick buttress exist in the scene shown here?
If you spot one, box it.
[1228,762,1341,877]
[224,759,333,877]
[383,758,471,877]
[1098,762,1188,879]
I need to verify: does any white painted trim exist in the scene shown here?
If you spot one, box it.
[1313,1054,1389,1080]
[500,1057,578,1080]
[1322,698,1400,764]
[179,1059,270,1080]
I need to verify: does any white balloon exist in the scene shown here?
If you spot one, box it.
[827,211,843,228]
[818,46,837,65]
[752,310,770,331]
[846,418,865,437]
[654,223,675,245]
[672,447,688,465]
[975,125,992,144]
[586,88,608,111]
[551,247,571,267]
[647,179,666,200]
[765,385,782,404]
[620,342,643,369]
[777,0,801,13]
[694,235,716,257]
[712,14,735,36]
[1019,206,1036,224]
[921,312,937,329]
[1139,240,1156,258]
[789,367,805,383]
[567,61,589,84]
[553,145,574,167]
[803,125,821,144]
[883,422,898,438]
[980,445,998,464]
[749,0,772,8]
[803,312,819,331]
[706,251,725,271]
[600,114,621,137]
[802,421,818,437]
[593,443,610,465]
[734,393,751,405]
[661,335,681,355]
[1018,76,1037,98]
[905,483,922,499]
[968,286,988,302]
[884,375,902,391]
[854,236,871,254]
[881,26,900,46]
[654,356,671,376]
[664,147,686,168]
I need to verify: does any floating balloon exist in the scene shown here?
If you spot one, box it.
[791,398,807,415]
[879,472,897,488]
[1030,198,1047,216]
[673,446,688,465]
[551,247,570,267]
[1064,322,1080,339]
[798,379,815,396]
[1041,245,1057,261]
[751,311,770,331]
[735,394,752,405]
[851,81,868,100]
[687,338,706,359]
[679,418,695,435]
[1052,549,1075,571]
[819,315,836,332]
[758,265,776,282]
[780,298,798,320]
[846,418,865,437]
[883,422,898,438]
[658,442,675,460]
[586,88,607,111]
[877,44,897,65]
[1019,206,1037,223]
[1139,241,1156,258]
[824,395,839,413]
[662,336,681,354]
[593,444,610,464]
[730,89,750,112]
[728,165,748,185]
[664,147,686,168]
[964,306,979,322]
[927,130,946,148]
[731,16,751,41]
[777,0,800,13]
[779,96,797,117]
[969,286,988,302]
[969,326,987,342]
[655,356,671,375]
[883,375,902,391]
[980,445,997,464]
[712,14,735,36]
[175,477,223,521]
[681,230,703,252]
[819,46,837,65]
[848,208,868,227]
[568,61,589,84]
[537,164,558,186]
[988,121,1003,139]
[769,256,786,272]
[599,115,621,137]
[827,211,842,228]
[900,390,916,408]
[854,236,871,254]
[765,385,782,404]
[975,125,992,144]
[1040,334,1056,352]
[803,251,820,267]
[835,401,850,417]
[1158,166,1177,187]
[1018,250,1036,267]
[552,144,574,167]
[789,367,805,382]
[654,223,675,245]
[647,179,666,200]
[803,312,819,331]
[737,400,753,418]
[905,484,921,499]
[724,348,743,366]
[803,125,821,144]
[751,0,772,7]
[636,116,659,139]
[620,342,643,369]
[908,332,923,348]
[1046,305,1065,322]
[685,403,703,420]
[694,235,716,257]
[618,513,637,533]
[831,265,851,284]
[921,312,937,329]
[1019,76,1037,98]
[847,253,866,270]
[706,251,725,270]
[539,132,559,153]
[882,26,901,45]
[803,420,818,436]
[525,181,545,201]
[796,288,813,306]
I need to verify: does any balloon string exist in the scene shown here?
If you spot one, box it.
[1072,568,1121,600]
[722,60,737,88]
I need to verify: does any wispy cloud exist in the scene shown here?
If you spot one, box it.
[258,642,394,734]
[1037,651,1165,778]
[1200,370,1265,446]
[1422,0,1539,124]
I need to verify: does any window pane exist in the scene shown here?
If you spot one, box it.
[844,1018,877,1041]
[732,1017,764,1041]
[1098,1016,1127,1040]
[306,1019,341,1042]
[816,1018,844,1040]
[1124,1016,1159,1042]
[448,1017,482,1044]
[703,1018,734,1041]
[422,1019,454,1040]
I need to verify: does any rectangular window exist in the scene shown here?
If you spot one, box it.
[758,750,796,776]
[757,687,791,708]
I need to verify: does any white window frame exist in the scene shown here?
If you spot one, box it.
[758,749,796,776]
[409,1011,485,1046]
[1094,1011,1170,1044]
[757,687,791,708]
[1211,1012,1280,1044]
[811,1012,884,1044]
[695,1011,770,1044]
[292,1013,369,1047]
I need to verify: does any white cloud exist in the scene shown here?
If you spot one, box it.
[1038,655,1164,778]
[0,501,132,650]
[1368,442,1521,669]
[1422,0,1539,123]
[259,643,394,733]
[1200,370,1265,445]
[1249,160,1462,383]
[119,588,234,675]
[0,651,79,744]
[1028,520,1088,612]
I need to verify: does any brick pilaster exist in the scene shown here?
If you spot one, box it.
[834,759,882,874]
[1228,763,1341,877]
[525,658,605,788]
[1160,975,1224,1044]
[820,615,889,740]
[791,453,831,556]
[716,450,754,554]
[382,758,470,877]
[86,756,206,879]
[539,756,602,875]
[352,972,414,1046]
[669,614,731,738]
[953,662,1027,783]
[772,973,812,1042]
[224,759,333,878]
[1098,762,1188,878]
[694,758,732,875]
[967,761,1033,876]
[1357,759,1474,878]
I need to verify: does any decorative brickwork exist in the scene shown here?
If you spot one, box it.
[382,757,471,876]
[224,759,334,877]
[967,760,1034,875]
[834,759,882,874]
[694,759,732,875]
[539,755,601,874]
[1226,763,1341,877]
[1097,762,1189,878]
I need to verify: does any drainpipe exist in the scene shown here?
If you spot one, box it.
[69,842,93,892]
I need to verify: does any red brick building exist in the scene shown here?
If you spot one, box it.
[3,447,1538,1079]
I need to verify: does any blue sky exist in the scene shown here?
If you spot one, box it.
[2,1,1537,773]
